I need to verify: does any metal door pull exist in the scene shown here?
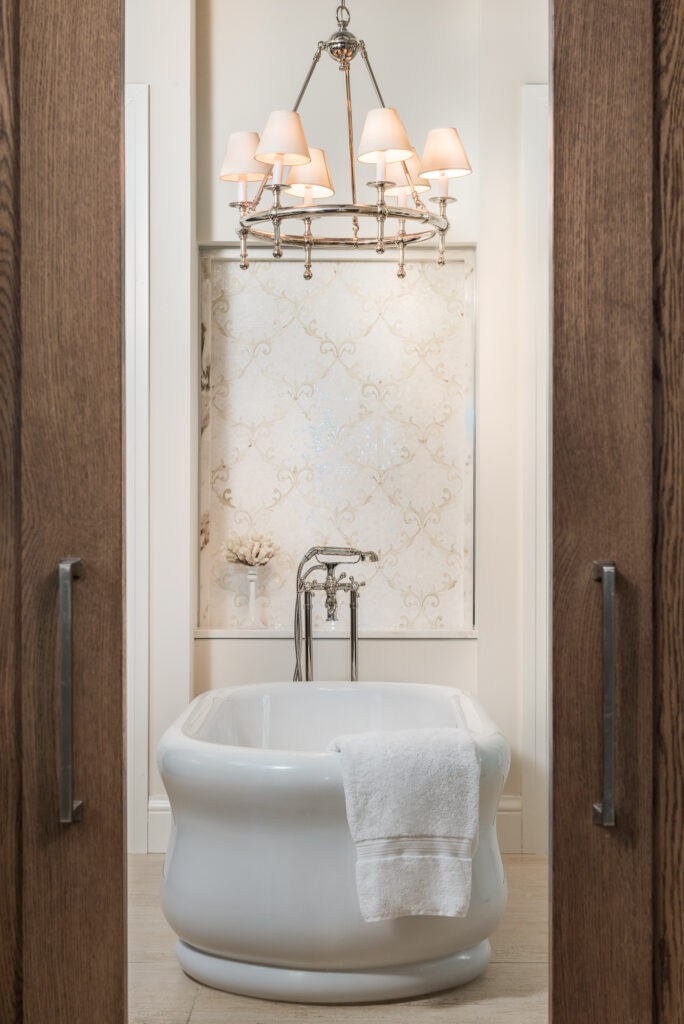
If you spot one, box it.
[592,560,616,827]
[59,557,84,824]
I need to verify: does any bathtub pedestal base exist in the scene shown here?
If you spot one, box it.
[177,938,491,1004]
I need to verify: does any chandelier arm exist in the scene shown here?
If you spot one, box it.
[358,43,426,212]
[402,161,428,211]
[358,43,386,108]
[293,41,326,113]
[251,167,273,211]
[343,64,360,240]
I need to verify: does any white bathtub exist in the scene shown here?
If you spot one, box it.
[158,681,510,1003]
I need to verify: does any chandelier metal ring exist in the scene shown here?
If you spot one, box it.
[241,203,447,248]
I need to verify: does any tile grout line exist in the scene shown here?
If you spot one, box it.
[185,988,199,1024]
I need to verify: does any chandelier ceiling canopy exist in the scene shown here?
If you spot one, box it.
[220,0,471,279]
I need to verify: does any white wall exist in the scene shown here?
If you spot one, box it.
[125,0,198,839]
[125,84,150,854]
[194,0,548,809]
[476,0,548,809]
[126,0,549,853]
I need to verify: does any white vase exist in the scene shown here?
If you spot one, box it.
[246,566,263,629]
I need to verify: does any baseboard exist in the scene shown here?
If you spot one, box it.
[496,795,523,854]
[147,796,174,854]
[145,794,524,856]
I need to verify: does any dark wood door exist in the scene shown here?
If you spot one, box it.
[552,0,654,1021]
[1,0,126,1021]
[0,0,22,1020]
[3,0,684,1021]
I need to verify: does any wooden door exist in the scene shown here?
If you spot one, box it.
[654,1,684,1019]
[552,0,654,1021]
[0,0,22,1020]
[2,0,126,1021]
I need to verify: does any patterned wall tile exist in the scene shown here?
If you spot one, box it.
[199,253,475,632]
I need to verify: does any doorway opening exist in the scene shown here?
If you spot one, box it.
[124,0,550,1019]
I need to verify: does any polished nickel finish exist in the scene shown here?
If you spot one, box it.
[431,194,457,266]
[236,0,451,279]
[349,587,359,681]
[592,560,616,827]
[59,557,84,824]
[328,29,359,66]
[343,64,360,241]
[304,588,315,681]
[293,43,326,114]
[293,546,379,683]
[243,201,447,249]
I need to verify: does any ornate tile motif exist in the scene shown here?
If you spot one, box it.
[199,252,475,631]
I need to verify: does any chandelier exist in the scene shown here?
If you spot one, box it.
[220,0,472,280]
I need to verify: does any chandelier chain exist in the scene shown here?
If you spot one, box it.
[336,0,350,29]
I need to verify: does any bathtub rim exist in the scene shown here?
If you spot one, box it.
[157,680,507,775]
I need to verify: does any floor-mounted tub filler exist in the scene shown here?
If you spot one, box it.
[158,680,510,1003]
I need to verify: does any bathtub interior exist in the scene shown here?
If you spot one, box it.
[181,681,473,754]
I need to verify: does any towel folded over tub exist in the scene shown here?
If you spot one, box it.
[328,728,480,922]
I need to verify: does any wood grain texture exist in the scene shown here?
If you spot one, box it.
[553,1,654,1021]
[654,2,684,1019]
[0,0,22,1021]
[19,1,126,1022]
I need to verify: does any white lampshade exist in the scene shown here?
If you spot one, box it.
[255,111,311,166]
[418,127,472,179]
[285,147,334,199]
[219,131,265,181]
[357,108,413,164]
[384,148,430,196]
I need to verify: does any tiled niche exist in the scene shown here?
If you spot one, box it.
[199,250,475,633]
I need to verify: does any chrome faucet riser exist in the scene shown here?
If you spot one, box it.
[292,546,378,683]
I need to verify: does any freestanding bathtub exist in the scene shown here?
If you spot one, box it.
[158,681,510,1003]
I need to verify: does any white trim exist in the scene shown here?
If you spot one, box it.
[147,794,524,856]
[125,84,150,855]
[147,796,173,854]
[496,795,523,854]
[194,628,478,641]
[520,84,550,854]
[498,794,523,814]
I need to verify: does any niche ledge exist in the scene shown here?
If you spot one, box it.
[194,628,479,641]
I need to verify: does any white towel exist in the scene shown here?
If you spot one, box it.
[329,727,480,922]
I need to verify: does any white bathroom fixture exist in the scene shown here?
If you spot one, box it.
[158,681,509,1004]
[292,546,379,683]
[219,0,471,279]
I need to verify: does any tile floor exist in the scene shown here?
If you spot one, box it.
[128,854,548,1023]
